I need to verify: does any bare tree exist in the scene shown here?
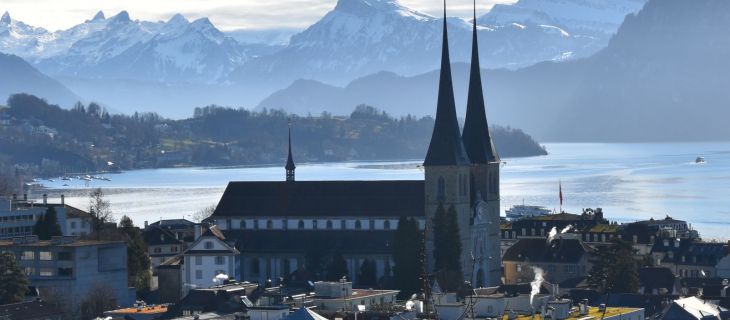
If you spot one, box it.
[89,188,114,233]
[0,174,18,198]
[191,204,216,223]
[79,282,118,319]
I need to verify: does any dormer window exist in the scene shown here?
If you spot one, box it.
[204,241,213,249]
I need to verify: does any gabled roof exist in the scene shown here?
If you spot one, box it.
[423,6,470,167]
[213,180,424,217]
[503,238,593,263]
[285,308,328,320]
[144,226,184,246]
[461,3,498,164]
[184,225,239,255]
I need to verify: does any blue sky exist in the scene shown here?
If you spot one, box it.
[1,0,516,31]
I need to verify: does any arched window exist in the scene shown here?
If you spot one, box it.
[267,220,273,230]
[313,220,318,230]
[254,220,259,230]
[355,220,362,230]
[240,220,246,229]
[437,177,445,201]
[282,220,287,230]
[298,220,305,229]
[384,220,391,230]
[341,219,346,230]
[326,220,333,230]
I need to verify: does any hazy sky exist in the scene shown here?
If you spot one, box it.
[1,0,516,31]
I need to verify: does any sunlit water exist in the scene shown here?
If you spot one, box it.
[32,142,730,240]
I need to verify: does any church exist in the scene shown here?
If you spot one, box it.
[209,2,502,289]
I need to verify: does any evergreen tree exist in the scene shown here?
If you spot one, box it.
[0,252,29,304]
[444,205,462,272]
[432,203,448,271]
[33,207,62,240]
[393,216,424,298]
[358,259,377,287]
[588,239,639,293]
[118,216,151,292]
[326,252,349,281]
[432,204,464,292]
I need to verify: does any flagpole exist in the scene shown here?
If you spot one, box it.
[559,179,563,213]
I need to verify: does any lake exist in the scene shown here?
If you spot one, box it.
[33,142,730,240]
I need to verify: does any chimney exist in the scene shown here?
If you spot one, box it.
[43,194,47,205]
[61,195,65,205]
[144,221,148,228]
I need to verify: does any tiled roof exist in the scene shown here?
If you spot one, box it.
[503,238,593,263]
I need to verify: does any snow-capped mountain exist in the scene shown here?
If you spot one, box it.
[227,0,616,102]
[0,0,650,117]
[479,0,648,35]
[59,14,251,83]
[0,11,52,58]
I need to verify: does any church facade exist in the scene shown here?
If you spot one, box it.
[208,3,501,288]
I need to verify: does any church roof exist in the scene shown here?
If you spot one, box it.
[213,180,424,217]
[461,5,499,164]
[424,4,470,167]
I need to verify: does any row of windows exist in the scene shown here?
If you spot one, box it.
[0,226,32,235]
[194,255,226,266]
[16,250,72,261]
[152,246,179,254]
[195,269,227,280]
[0,214,34,222]
[501,229,619,243]
[24,267,73,277]
[223,219,396,231]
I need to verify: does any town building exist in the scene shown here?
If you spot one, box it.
[144,226,185,268]
[311,281,398,311]
[650,237,730,278]
[0,194,93,239]
[0,235,134,308]
[502,237,593,285]
[181,225,239,296]
[208,3,502,288]
[145,218,197,243]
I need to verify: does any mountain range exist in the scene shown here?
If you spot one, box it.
[0,0,646,117]
[260,0,730,142]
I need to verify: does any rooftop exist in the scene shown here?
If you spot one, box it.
[213,180,424,218]
[506,307,642,319]
[0,237,124,247]
[105,304,168,315]
[315,289,399,300]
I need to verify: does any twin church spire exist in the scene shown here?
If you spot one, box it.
[424,0,499,167]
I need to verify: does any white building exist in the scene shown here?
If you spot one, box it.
[181,225,239,296]
[311,281,398,312]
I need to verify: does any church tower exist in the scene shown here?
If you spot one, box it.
[461,0,501,287]
[423,1,473,282]
[285,124,296,182]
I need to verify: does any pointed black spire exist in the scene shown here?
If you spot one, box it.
[285,120,296,182]
[462,0,499,164]
[424,0,470,167]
